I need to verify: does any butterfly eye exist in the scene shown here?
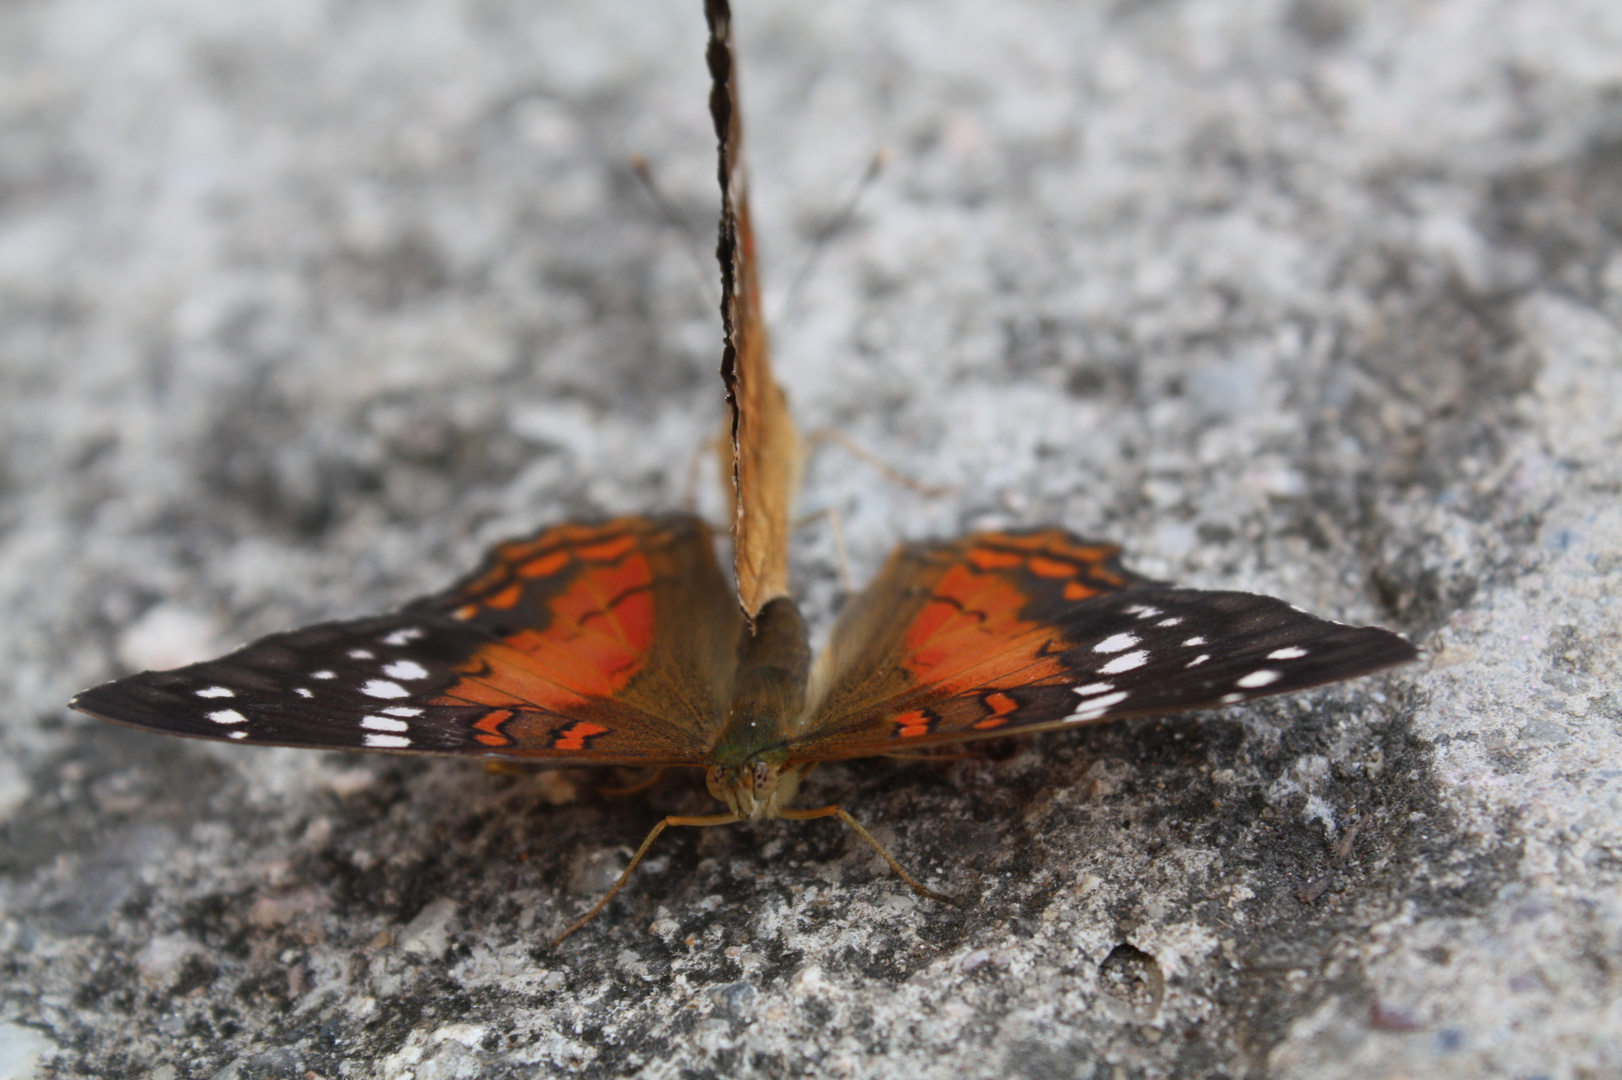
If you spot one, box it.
[753,761,771,788]
[709,765,724,785]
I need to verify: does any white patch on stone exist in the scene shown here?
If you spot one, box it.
[364,733,411,749]
[207,709,247,725]
[1186,654,1211,668]
[295,688,313,698]
[347,649,374,660]
[1267,647,1308,660]
[384,660,429,680]
[382,627,425,645]
[1094,632,1139,654]
[1237,669,1282,688]
[382,706,423,717]
[1182,636,1207,647]
[195,686,234,698]
[1099,649,1149,674]
[1220,692,1245,704]
[361,680,409,699]
[362,716,409,733]
[311,670,336,680]
[1072,682,1115,697]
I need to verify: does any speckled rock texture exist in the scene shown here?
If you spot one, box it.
[2,1,1620,1077]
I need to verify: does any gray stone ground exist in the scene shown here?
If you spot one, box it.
[2,0,1620,1077]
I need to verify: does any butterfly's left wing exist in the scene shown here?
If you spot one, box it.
[787,529,1419,763]
[72,515,744,765]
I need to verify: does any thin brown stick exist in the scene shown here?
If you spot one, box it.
[553,811,739,947]
[777,804,955,903]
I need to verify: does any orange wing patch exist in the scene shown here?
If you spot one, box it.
[897,532,1130,701]
[793,528,1148,762]
[437,521,659,706]
[402,515,743,763]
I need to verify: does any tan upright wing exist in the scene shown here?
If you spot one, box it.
[707,0,804,619]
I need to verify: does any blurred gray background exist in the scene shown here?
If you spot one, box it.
[2,0,1619,1077]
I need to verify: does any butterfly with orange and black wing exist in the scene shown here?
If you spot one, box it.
[71,0,1418,946]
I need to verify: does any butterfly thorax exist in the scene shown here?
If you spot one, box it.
[704,596,813,819]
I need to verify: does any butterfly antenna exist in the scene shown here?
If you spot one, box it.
[552,811,739,947]
[778,804,955,904]
[773,148,890,329]
[630,153,720,306]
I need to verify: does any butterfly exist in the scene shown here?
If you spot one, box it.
[70,0,1419,945]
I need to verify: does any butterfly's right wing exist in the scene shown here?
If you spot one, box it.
[786,529,1418,762]
[73,516,744,765]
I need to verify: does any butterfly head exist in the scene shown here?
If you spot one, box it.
[706,756,808,821]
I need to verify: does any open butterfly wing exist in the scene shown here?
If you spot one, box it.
[708,0,803,618]
[787,529,1418,762]
[73,516,743,765]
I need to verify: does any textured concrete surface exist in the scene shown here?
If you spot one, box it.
[3,0,1620,1077]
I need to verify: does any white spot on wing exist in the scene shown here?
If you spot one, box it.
[311,671,336,680]
[383,660,429,681]
[1155,617,1183,627]
[362,716,409,733]
[1072,682,1115,697]
[1094,632,1139,654]
[1237,669,1282,688]
[1220,692,1245,704]
[348,649,374,660]
[207,709,247,725]
[364,733,411,749]
[1099,650,1149,674]
[295,688,313,698]
[382,706,423,717]
[1182,636,1206,647]
[1133,607,1162,620]
[1068,690,1130,720]
[1267,647,1308,660]
[195,686,234,699]
[1186,654,1210,668]
[227,731,248,740]
[382,627,425,646]
[361,680,409,699]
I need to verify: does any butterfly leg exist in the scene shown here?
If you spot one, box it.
[792,505,855,593]
[777,805,955,904]
[595,766,669,798]
[806,428,954,498]
[553,811,739,947]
